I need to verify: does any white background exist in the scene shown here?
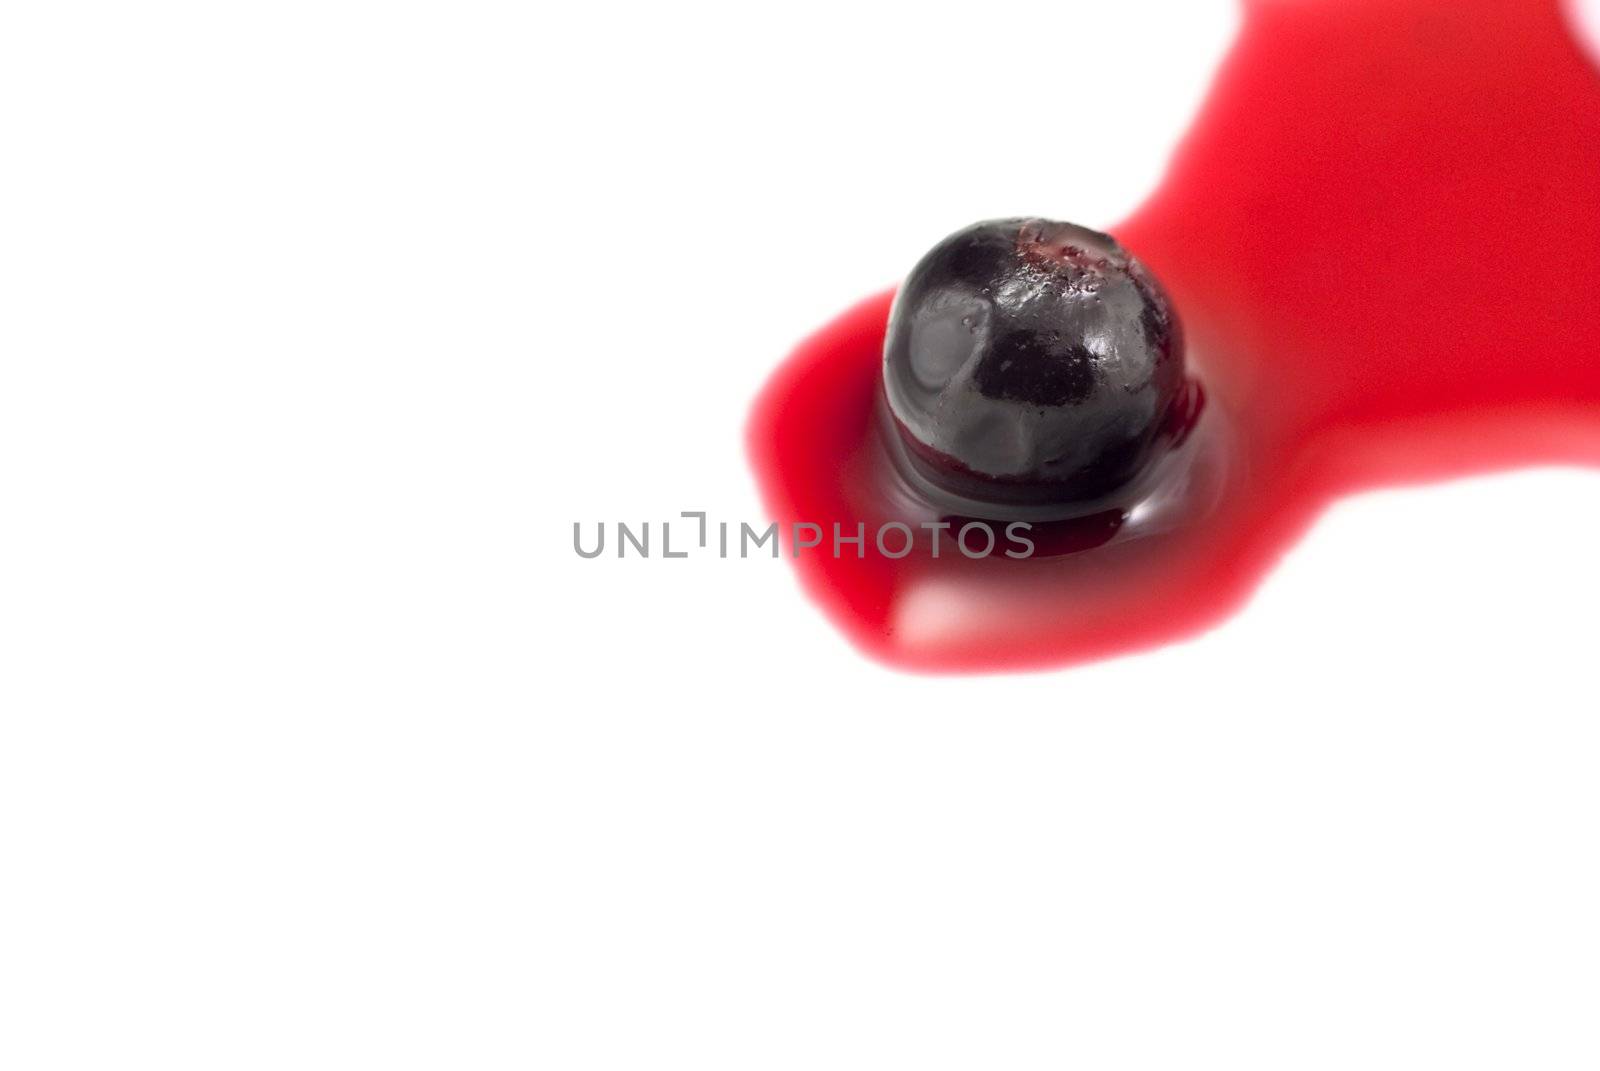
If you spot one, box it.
[4,1,1600,1067]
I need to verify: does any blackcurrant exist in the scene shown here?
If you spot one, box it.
[882,218,1194,515]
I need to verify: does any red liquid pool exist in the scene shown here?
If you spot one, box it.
[747,0,1600,672]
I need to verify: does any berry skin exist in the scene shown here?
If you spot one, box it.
[882,218,1192,514]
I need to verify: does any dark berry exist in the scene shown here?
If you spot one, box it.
[882,218,1193,515]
